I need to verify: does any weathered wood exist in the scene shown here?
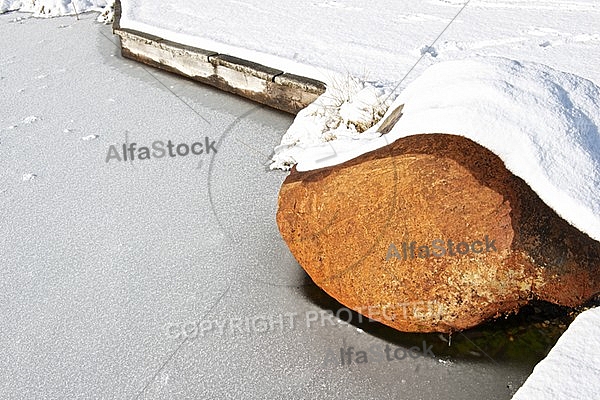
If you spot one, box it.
[112,0,326,114]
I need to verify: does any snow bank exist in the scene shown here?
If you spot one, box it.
[273,56,600,242]
[115,0,600,91]
[270,75,395,169]
[512,307,600,400]
[0,0,110,17]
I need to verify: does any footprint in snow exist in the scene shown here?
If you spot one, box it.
[420,45,438,58]
[527,26,562,37]
[22,173,37,181]
[81,135,99,141]
[21,116,39,124]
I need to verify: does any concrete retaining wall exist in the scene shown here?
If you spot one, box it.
[112,0,326,114]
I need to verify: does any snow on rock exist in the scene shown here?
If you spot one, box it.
[273,56,600,242]
[512,307,600,400]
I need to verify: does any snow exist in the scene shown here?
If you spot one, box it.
[117,0,600,88]
[271,76,394,163]
[512,307,600,400]
[0,0,113,21]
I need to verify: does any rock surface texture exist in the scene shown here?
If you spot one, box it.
[277,134,600,333]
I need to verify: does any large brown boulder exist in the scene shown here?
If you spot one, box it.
[277,134,600,333]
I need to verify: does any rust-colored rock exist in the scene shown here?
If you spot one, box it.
[276,134,600,333]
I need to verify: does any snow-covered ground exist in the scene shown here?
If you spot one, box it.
[118,0,600,87]
[0,0,113,22]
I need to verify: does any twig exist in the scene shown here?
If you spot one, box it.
[72,1,79,20]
